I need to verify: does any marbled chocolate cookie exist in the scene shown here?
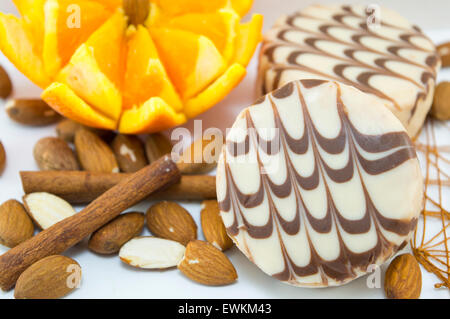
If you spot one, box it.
[217,80,423,287]
[258,4,440,137]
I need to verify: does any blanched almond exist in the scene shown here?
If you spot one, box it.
[119,236,185,269]
[23,192,76,229]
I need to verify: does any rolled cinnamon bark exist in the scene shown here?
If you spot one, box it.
[20,171,216,204]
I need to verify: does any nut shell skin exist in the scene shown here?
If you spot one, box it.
[14,255,81,299]
[430,82,450,120]
[88,212,145,254]
[0,200,34,248]
[384,254,422,299]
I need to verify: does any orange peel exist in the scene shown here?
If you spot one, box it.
[0,0,263,133]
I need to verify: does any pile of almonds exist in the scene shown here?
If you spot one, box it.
[0,81,235,297]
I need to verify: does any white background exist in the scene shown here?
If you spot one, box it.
[0,0,449,299]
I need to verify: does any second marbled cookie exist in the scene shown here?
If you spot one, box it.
[217,80,423,287]
[258,4,440,137]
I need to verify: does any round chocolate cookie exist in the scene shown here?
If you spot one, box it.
[258,4,440,137]
[217,80,423,287]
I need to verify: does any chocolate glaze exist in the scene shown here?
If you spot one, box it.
[218,80,422,286]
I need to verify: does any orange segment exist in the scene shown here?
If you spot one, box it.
[0,13,50,88]
[43,0,112,77]
[184,63,246,118]
[152,0,227,16]
[56,11,126,120]
[123,25,182,111]
[165,10,238,62]
[150,28,225,100]
[233,13,263,67]
[119,97,187,134]
[42,82,116,130]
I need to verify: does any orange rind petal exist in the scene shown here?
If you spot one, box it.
[43,0,112,77]
[0,13,50,88]
[233,13,263,67]
[184,63,246,118]
[42,82,116,130]
[119,97,186,134]
[230,0,253,16]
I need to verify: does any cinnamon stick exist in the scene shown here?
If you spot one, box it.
[20,171,216,204]
[0,156,180,291]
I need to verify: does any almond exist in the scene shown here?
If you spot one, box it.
[201,200,233,251]
[15,255,81,299]
[145,133,173,163]
[176,134,224,174]
[430,81,450,121]
[178,240,237,286]
[123,0,150,26]
[119,236,185,269]
[0,141,5,176]
[88,212,145,254]
[384,253,422,299]
[0,200,34,248]
[437,42,450,68]
[23,192,76,229]
[146,201,197,245]
[0,65,12,98]
[6,99,61,126]
[56,119,115,143]
[34,137,79,171]
[75,129,119,173]
[111,134,148,173]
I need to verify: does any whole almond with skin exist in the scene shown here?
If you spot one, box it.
[437,42,450,68]
[176,134,224,174]
[88,212,145,254]
[146,201,197,245]
[178,240,237,286]
[15,255,81,299]
[6,99,61,126]
[145,133,173,163]
[0,141,5,176]
[201,200,233,251]
[119,236,186,269]
[23,192,76,229]
[111,134,147,173]
[0,200,34,248]
[430,82,450,120]
[56,119,115,143]
[384,253,422,299]
[75,129,119,173]
[34,137,79,171]
[123,0,150,26]
[0,65,12,98]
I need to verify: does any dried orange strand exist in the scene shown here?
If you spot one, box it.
[412,117,450,290]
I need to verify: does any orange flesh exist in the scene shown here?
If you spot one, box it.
[56,0,111,68]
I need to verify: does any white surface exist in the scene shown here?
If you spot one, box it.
[0,1,449,299]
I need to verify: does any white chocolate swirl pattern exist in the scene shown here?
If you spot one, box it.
[258,4,440,137]
[217,80,423,287]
